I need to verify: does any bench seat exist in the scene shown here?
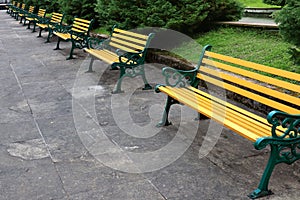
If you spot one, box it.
[156,44,300,199]
[159,85,284,141]
[84,49,129,65]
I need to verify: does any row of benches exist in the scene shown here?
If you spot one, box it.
[5,2,300,199]
[7,1,155,94]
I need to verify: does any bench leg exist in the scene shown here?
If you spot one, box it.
[140,66,152,90]
[54,38,62,50]
[157,96,178,127]
[27,21,31,29]
[248,144,278,199]
[66,45,75,60]
[86,57,95,73]
[112,67,126,94]
[37,28,43,38]
[45,29,52,42]
[32,22,37,32]
[196,113,210,120]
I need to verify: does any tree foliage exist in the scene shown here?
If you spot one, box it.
[96,0,244,34]
[263,0,286,7]
[17,0,244,35]
[20,0,59,12]
[57,0,97,24]
[275,0,300,46]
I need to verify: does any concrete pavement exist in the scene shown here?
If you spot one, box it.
[0,10,300,200]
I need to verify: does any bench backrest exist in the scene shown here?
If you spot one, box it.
[15,2,20,9]
[71,17,93,35]
[196,45,300,115]
[109,26,155,56]
[37,8,46,18]
[50,12,64,24]
[28,5,34,14]
[20,3,25,10]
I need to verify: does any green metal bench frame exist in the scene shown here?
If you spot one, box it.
[155,45,300,199]
[36,12,65,43]
[18,5,35,25]
[25,8,47,32]
[84,25,155,93]
[53,17,94,60]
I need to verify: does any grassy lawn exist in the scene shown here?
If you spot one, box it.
[237,0,280,8]
[173,27,299,74]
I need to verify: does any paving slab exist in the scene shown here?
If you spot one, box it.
[0,10,300,200]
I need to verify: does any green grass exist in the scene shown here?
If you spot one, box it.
[237,0,280,8]
[93,27,110,35]
[172,27,299,74]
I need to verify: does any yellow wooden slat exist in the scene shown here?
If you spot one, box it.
[52,13,63,16]
[112,32,147,46]
[53,32,71,40]
[186,86,286,135]
[85,49,118,64]
[71,27,86,33]
[172,86,278,139]
[187,86,273,128]
[37,9,46,17]
[200,66,300,105]
[74,21,90,28]
[114,28,148,40]
[202,58,300,94]
[197,73,300,114]
[28,6,34,12]
[111,37,144,51]
[74,18,91,24]
[36,23,47,29]
[205,51,300,82]
[174,87,274,138]
[109,42,140,53]
[50,13,63,23]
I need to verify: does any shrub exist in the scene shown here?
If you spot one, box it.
[263,0,286,7]
[58,0,97,24]
[275,0,300,64]
[96,0,244,34]
[275,0,300,46]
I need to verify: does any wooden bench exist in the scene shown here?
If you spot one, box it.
[18,5,34,25]
[84,25,155,93]
[25,8,46,32]
[53,17,94,60]
[155,45,300,199]
[36,12,65,43]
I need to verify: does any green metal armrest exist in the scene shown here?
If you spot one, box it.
[54,24,72,33]
[159,66,199,88]
[118,51,144,66]
[255,111,300,150]
[87,37,109,49]
[38,17,50,24]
